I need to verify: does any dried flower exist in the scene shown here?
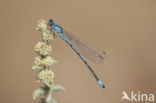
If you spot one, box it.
[33,19,64,103]
[35,42,51,56]
[36,19,47,32]
[42,32,54,44]
[32,56,54,70]
[38,69,54,82]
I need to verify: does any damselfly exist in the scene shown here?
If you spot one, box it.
[48,19,105,88]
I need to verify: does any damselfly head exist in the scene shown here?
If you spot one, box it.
[48,19,54,26]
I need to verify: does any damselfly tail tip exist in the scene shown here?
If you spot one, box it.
[97,80,105,88]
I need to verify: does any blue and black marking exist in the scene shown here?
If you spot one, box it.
[48,19,105,88]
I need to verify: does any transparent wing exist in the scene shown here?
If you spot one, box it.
[62,29,105,63]
[52,31,57,39]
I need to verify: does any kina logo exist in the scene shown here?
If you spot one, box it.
[121,91,154,102]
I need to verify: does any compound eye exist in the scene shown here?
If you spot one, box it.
[48,19,53,25]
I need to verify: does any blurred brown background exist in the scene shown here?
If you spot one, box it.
[0,0,156,103]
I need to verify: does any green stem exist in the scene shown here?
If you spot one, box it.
[45,84,53,103]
